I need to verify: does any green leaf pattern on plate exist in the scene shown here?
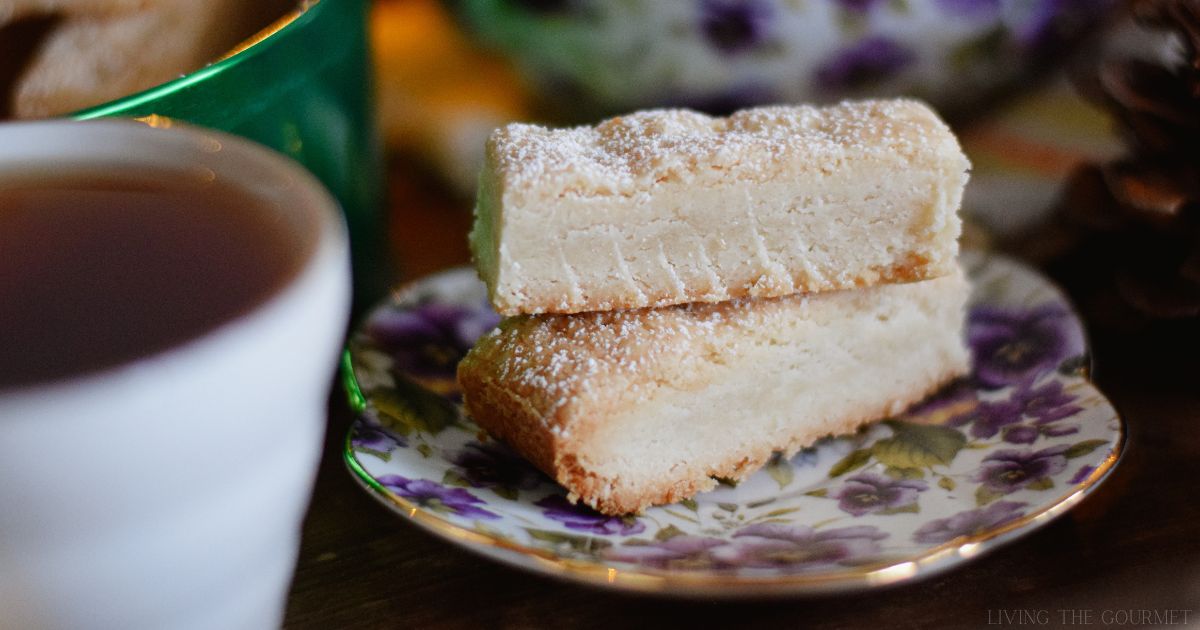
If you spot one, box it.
[344,254,1122,590]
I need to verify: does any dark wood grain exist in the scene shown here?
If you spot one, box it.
[284,158,1200,630]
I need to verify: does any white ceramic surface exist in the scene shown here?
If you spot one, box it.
[0,121,351,630]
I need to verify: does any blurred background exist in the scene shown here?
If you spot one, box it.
[376,0,1115,194]
[1,0,1195,332]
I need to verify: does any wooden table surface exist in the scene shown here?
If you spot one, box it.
[283,161,1200,629]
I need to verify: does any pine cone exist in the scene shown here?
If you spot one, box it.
[1058,0,1200,319]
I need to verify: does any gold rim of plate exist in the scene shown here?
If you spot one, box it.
[342,436,1122,597]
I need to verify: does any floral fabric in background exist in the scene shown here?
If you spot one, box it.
[373,0,1119,220]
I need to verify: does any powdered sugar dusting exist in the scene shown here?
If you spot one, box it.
[487,99,957,197]
[463,291,820,424]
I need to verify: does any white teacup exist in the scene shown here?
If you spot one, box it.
[0,121,351,629]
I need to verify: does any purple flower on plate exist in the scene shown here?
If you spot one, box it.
[1001,424,1040,445]
[1023,380,1083,439]
[949,398,1022,440]
[1018,380,1083,424]
[452,442,547,492]
[605,524,887,571]
[835,473,928,517]
[377,474,499,520]
[365,302,499,379]
[935,0,1001,18]
[996,380,1083,443]
[974,445,1069,493]
[952,379,1084,443]
[1069,464,1096,485]
[968,304,1080,389]
[710,524,888,569]
[700,0,773,54]
[605,535,727,570]
[351,421,406,451]
[912,501,1027,544]
[534,495,646,536]
[816,37,916,90]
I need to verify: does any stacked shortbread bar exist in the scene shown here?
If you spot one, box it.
[459,100,972,515]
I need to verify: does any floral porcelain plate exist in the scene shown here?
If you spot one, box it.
[342,253,1123,597]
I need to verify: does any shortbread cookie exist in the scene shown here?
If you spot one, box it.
[471,99,970,315]
[458,268,971,515]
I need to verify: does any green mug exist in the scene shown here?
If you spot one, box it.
[72,0,387,308]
